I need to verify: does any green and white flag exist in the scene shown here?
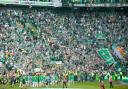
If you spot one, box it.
[97,48,114,65]
[96,31,106,40]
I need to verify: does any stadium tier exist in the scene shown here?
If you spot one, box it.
[0,3,128,89]
[0,0,128,7]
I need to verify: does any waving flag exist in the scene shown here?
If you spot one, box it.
[97,48,114,65]
[95,31,106,40]
[112,44,126,60]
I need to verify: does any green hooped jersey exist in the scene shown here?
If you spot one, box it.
[32,76,36,82]
[39,75,46,82]
[39,75,43,82]
[68,74,74,81]
[25,76,28,81]
[54,75,58,81]
[35,76,38,82]
[19,76,23,82]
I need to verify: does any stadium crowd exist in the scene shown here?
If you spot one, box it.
[0,7,128,88]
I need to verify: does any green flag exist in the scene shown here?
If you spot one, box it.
[96,31,106,40]
[97,48,114,65]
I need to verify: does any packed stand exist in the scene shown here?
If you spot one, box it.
[0,7,128,88]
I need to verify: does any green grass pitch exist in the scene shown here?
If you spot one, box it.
[0,81,128,89]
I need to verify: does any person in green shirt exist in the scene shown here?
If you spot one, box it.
[19,75,23,88]
[114,72,118,81]
[22,76,26,89]
[32,75,35,87]
[68,73,71,86]
[120,71,123,80]
[33,75,37,87]
[25,75,28,86]
[68,71,74,86]
[54,73,58,86]
[71,73,74,84]
[39,75,43,87]
[42,75,46,86]
[35,75,39,87]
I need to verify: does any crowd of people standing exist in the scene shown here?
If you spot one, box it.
[0,6,128,88]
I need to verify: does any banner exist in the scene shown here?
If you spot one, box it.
[53,0,62,7]
[112,44,127,60]
[0,0,54,6]
[95,31,106,40]
[97,48,114,65]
